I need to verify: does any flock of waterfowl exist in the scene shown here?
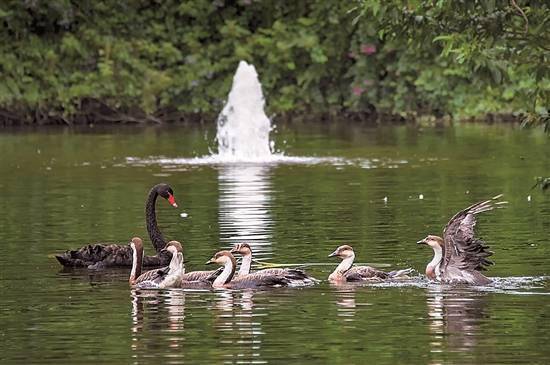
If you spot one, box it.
[56,183,508,289]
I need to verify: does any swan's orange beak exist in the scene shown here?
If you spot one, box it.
[168,194,178,208]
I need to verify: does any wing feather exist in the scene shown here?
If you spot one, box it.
[135,266,169,285]
[182,268,222,282]
[442,195,506,272]
[345,266,388,281]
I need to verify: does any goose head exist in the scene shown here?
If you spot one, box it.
[417,235,444,280]
[328,245,355,259]
[416,235,444,249]
[231,243,252,256]
[130,237,144,252]
[161,240,183,255]
[156,183,178,207]
[206,250,236,266]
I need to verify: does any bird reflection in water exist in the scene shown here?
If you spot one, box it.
[130,289,186,359]
[332,284,358,323]
[426,287,488,357]
[213,290,264,363]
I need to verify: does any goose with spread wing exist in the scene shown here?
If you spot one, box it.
[417,194,507,285]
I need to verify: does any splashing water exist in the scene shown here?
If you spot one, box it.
[215,60,273,161]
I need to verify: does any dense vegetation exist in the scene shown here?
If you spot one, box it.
[0,1,548,126]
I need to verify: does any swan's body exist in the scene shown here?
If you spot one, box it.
[55,184,177,269]
[129,238,184,289]
[328,245,412,283]
[207,251,310,289]
[231,243,317,287]
[417,194,507,285]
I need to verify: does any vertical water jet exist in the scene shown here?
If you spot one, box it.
[216,61,273,161]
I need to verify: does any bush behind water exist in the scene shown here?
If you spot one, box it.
[0,1,548,125]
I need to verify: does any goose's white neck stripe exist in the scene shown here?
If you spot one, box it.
[213,257,234,288]
[428,244,443,280]
[239,253,252,275]
[335,253,355,274]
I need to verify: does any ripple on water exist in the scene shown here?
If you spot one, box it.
[367,275,549,295]
[125,155,410,169]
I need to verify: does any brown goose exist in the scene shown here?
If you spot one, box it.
[328,245,412,283]
[231,243,317,286]
[417,194,507,285]
[129,238,184,289]
[206,251,310,289]
[128,237,220,288]
[55,183,177,269]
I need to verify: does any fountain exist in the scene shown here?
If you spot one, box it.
[216,61,274,161]
[126,60,388,167]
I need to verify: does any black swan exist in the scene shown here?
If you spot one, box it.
[129,238,184,289]
[230,243,317,286]
[55,183,177,269]
[206,250,316,289]
[417,194,507,285]
[328,245,412,283]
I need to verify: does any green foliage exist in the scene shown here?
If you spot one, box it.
[0,0,548,124]
[353,0,549,122]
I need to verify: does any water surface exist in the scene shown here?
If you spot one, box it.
[0,123,549,364]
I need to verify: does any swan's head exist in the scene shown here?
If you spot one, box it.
[328,245,355,259]
[161,240,183,255]
[130,237,143,251]
[156,183,178,208]
[206,251,236,267]
[231,243,252,256]
[417,235,444,249]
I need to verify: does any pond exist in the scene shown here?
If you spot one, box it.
[0,122,549,364]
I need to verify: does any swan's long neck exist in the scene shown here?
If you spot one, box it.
[239,253,252,275]
[213,257,236,288]
[426,244,443,280]
[146,188,165,252]
[129,245,143,285]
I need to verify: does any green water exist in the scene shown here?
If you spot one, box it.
[0,123,549,364]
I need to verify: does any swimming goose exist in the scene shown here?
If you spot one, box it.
[56,184,178,269]
[129,238,184,289]
[231,243,317,286]
[417,194,507,285]
[328,245,412,283]
[206,251,310,289]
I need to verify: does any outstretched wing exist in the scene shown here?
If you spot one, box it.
[442,194,506,272]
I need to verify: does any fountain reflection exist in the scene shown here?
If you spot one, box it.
[426,287,488,357]
[218,164,274,260]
